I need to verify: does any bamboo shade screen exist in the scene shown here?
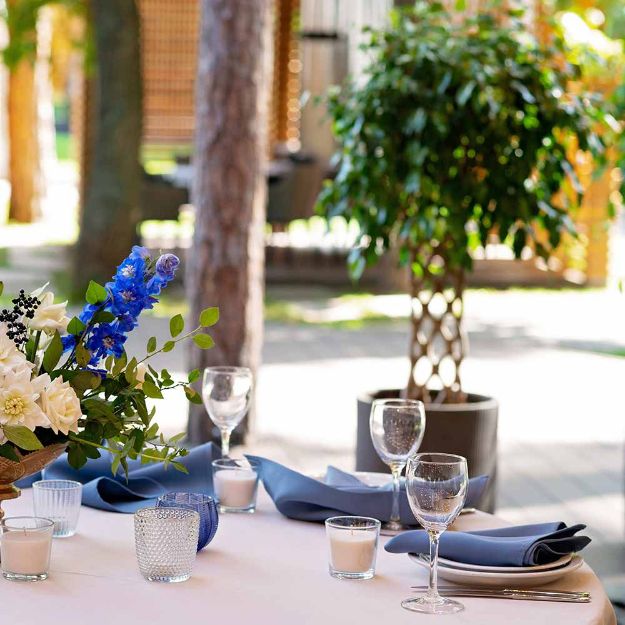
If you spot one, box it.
[137,0,199,146]
[271,0,301,149]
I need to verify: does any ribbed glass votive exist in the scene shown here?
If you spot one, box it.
[134,507,200,583]
[33,480,82,538]
[156,492,219,551]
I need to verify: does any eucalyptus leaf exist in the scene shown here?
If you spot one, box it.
[192,334,215,349]
[199,307,219,327]
[169,314,184,338]
[142,380,164,399]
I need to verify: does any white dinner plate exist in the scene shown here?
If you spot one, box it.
[409,553,584,588]
[435,553,573,574]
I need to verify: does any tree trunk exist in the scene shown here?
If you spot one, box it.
[406,243,466,404]
[186,0,272,444]
[8,58,40,223]
[73,0,142,294]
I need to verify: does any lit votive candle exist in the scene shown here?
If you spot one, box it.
[212,458,260,513]
[325,516,380,580]
[0,517,54,581]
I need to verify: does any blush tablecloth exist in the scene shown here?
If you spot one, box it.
[1,487,616,625]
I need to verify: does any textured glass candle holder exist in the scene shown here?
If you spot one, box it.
[156,492,219,551]
[325,516,380,580]
[0,517,54,581]
[33,480,82,538]
[134,507,200,583]
[212,458,260,513]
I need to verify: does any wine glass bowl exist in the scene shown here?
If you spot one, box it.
[402,453,468,615]
[202,366,253,456]
[369,399,426,532]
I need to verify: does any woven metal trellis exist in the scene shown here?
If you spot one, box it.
[406,242,467,404]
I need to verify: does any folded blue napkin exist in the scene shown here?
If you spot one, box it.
[385,522,591,566]
[16,443,219,513]
[248,456,488,524]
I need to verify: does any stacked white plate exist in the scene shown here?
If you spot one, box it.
[409,553,584,588]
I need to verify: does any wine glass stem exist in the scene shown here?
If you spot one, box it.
[220,428,231,457]
[390,464,403,524]
[427,529,441,601]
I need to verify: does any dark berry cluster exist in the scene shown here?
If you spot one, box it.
[0,290,40,346]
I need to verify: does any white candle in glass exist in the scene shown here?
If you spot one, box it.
[325,516,380,579]
[214,469,258,508]
[329,530,377,573]
[1,529,52,575]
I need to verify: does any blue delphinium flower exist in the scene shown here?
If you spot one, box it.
[86,323,127,360]
[67,247,180,363]
[62,334,77,351]
[148,253,180,296]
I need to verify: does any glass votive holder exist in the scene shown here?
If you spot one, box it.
[156,492,219,551]
[325,516,381,580]
[134,507,200,583]
[0,517,54,581]
[33,480,82,538]
[212,458,260,513]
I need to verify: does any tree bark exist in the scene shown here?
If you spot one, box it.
[73,0,142,294]
[8,56,40,222]
[186,0,272,444]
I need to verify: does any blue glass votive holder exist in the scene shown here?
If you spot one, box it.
[156,493,219,551]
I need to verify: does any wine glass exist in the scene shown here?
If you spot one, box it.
[402,453,468,615]
[369,399,426,532]
[202,366,252,457]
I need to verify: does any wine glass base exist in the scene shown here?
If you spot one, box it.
[401,596,464,615]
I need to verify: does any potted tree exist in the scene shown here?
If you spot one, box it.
[317,3,610,511]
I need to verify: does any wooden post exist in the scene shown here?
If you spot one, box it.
[7,58,40,222]
[186,0,273,444]
[6,0,40,223]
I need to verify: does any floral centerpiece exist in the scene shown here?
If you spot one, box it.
[0,246,216,511]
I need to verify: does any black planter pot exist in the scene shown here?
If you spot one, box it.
[357,389,499,513]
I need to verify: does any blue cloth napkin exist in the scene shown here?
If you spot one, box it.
[385,522,591,566]
[16,443,219,513]
[248,456,488,524]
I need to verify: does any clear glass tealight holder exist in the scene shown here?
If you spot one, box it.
[325,516,381,580]
[212,458,260,513]
[134,507,200,583]
[33,480,82,537]
[0,517,54,581]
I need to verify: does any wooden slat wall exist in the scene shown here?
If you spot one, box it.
[137,0,199,146]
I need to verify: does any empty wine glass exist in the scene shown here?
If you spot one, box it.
[369,398,426,532]
[202,366,252,456]
[402,453,468,615]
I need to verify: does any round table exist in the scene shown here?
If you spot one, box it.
[1,487,616,625]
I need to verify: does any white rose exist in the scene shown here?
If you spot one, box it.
[0,324,31,375]
[0,367,48,430]
[39,376,82,436]
[29,292,70,335]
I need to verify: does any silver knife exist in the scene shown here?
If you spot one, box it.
[410,586,591,602]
